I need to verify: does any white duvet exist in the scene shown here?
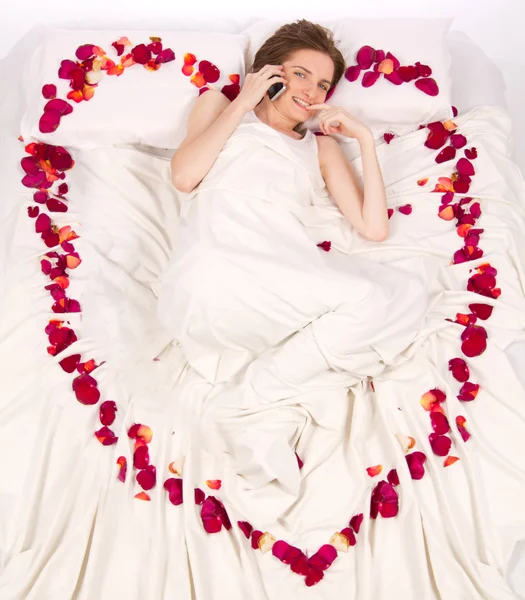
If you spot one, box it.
[1,105,525,599]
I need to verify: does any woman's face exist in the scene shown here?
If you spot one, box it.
[277,49,335,119]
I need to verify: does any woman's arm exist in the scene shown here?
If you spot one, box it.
[170,90,244,193]
[316,134,389,242]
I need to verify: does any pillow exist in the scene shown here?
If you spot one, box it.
[20,28,247,149]
[242,18,454,139]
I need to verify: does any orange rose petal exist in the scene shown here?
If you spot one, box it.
[168,456,185,476]
[443,120,457,131]
[205,479,222,490]
[439,205,455,221]
[229,73,240,85]
[134,491,151,501]
[184,53,197,65]
[121,53,135,68]
[366,465,383,477]
[182,64,194,76]
[65,255,81,269]
[54,276,69,289]
[107,64,125,76]
[83,359,96,372]
[377,58,394,74]
[457,223,472,238]
[408,436,416,449]
[190,72,206,88]
[417,178,429,186]
[444,456,460,467]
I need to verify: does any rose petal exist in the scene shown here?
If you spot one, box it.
[137,465,156,490]
[350,513,364,533]
[39,110,61,134]
[436,145,457,164]
[398,204,412,215]
[366,465,383,477]
[429,433,452,456]
[199,60,220,83]
[131,44,152,64]
[465,147,478,160]
[384,133,395,144]
[340,526,356,546]
[194,487,205,504]
[290,553,310,576]
[415,77,439,96]
[457,381,480,402]
[345,65,361,82]
[457,157,475,177]
[99,400,117,426]
[362,71,381,88]
[468,303,493,320]
[305,567,324,587]
[387,468,400,486]
[237,521,253,539]
[448,358,470,382]
[308,544,337,571]
[384,70,403,85]
[456,415,471,442]
[117,456,127,482]
[430,411,450,435]
[356,45,376,69]
[164,477,183,505]
[134,444,150,469]
[95,426,117,446]
[155,48,175,64]
[205,479,222,490]
[444,455,460,467]
[405,451,427,480]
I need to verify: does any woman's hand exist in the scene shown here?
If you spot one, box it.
[306,104,372,142]
[233,65,288,114]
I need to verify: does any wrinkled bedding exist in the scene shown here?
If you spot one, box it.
[1,105,525,599]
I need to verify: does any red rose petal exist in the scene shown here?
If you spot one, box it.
[164,478,183,505]
[340,526,356,545]
[131,44,152,64]
[59,353,81,373]
[415,77,439,96]
[47,146,74,171]
[345,65,361,82]
[387,208,394,219]
[27,206,39,218]
[117,456,127,482]
[350,513,364,533]
[461,327,487,357]
[137,465,156,490]
[435,145,456,164]
[39,110,61,134]
[155,48,175,64]
[194,487,205,504]
[199,60,220,83]
[100,400,117,426]
[384,70,403,85]
[457,381,480,402]
[308,544,337,571]
[76,44,95,60]
[398,65,419,82]
[406,451,427,480]
[134,444,150,469]
[220,83,239,101]
[251,530,263,549]
[362,71,380,88]
[290,552,310,576]
[456,157,475,177]
[416,62,432,77]
[456,416,471,442]
[384,133,395,144]
[448,358,470,382]
[148,41,162,55]
[370,481,399,519]
[58,59,77,79]
[398,204,412,215]
[452,106,458,117]
[305,567,324,587]
[387,468,400,486]
[46,198,68,212]
[35,213,51,233]
[95,426,118,446]
[317,240,331,252]
[238,521,253,539]
[464,147,477,160]
[42,84,57,99]
[430,411,450,435]
[468,303,492,320]
[429,434,452,456]
[356,45,376,69]
[295,452,304,469]
[450,134,467,148]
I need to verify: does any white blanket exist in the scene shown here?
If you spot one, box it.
[1,106,525,599]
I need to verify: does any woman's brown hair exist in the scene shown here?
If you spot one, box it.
[250,19,346,94]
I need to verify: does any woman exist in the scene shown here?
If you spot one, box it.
[157,19,428,401]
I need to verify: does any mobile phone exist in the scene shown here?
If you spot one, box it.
[268,77,286,102]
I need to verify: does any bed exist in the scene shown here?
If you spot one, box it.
[1,18,525,599]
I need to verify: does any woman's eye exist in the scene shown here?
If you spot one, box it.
[295,72,327,90]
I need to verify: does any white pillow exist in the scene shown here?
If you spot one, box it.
[20,29,247,149]
[242,18,454,138]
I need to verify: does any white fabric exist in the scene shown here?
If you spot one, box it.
[1,104,525,599]
[243,18,454,138]
[20,28,247,149]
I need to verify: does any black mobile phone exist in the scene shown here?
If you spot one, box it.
[268,77,286,102]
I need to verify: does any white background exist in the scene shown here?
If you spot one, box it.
[1,0,524,171]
